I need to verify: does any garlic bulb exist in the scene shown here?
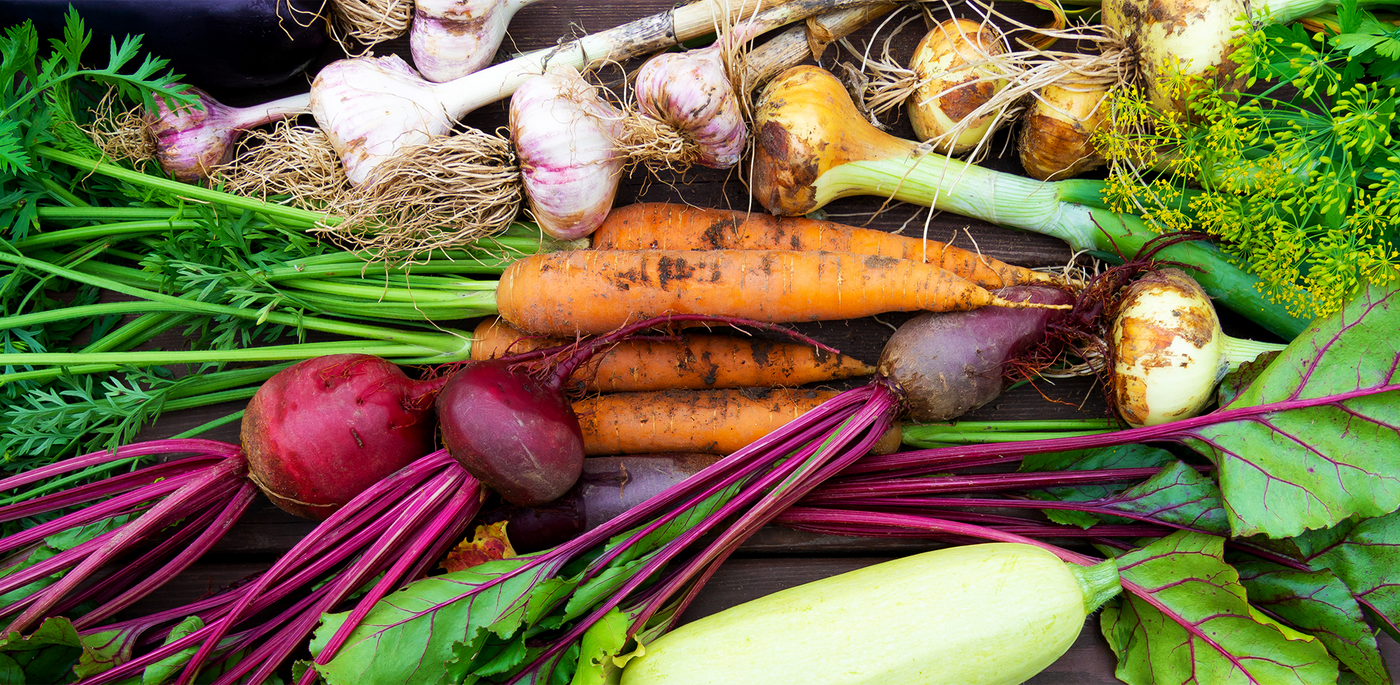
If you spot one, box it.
[146,88,309,182]
[907,18,1009,155]
[634,45,747,169]
[411,0,535,83]
[309,55,453,186]
[510,65,625,240]
[1111,269,1285,427]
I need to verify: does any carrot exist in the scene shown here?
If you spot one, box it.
[495,249,1065,336]
[470,317,876,392]
[574,388,901,455]
[589,202,1060,290]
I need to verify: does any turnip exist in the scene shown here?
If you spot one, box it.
[878,285,1074,422]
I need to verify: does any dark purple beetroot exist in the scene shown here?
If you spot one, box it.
[241,354,443,519]
[436,358,586,506]
[877,285,1075,422]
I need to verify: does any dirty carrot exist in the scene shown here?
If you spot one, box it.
[470,317,876,392]
[573,387,901,455]
[589,203,1060,290]
[495,249,1066,336]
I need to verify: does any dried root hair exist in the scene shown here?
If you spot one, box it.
[316,127,523,260]
[616,108,702,175]
[321,0,412,53]
[82,90,155,169]
[213,120,350,210]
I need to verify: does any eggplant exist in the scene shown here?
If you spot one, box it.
[0,0,330,93]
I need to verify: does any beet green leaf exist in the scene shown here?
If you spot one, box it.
[1102,530,1338,685]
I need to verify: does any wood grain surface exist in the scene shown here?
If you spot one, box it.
[108,0,1399,682]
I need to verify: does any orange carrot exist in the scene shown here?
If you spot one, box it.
[470,317,875,392]
[575,388,903,455]
[589,202,1059,290]
[573,388,826,455]
[495,249,1063,336]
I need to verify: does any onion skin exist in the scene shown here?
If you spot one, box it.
[510,65,625,240]
[1103,0,1249,115]
[634,46,747,168]
[1018,82,1108,181]
[907,19,1008,155]
[1111,269,1226,427]
[752,66,915,216]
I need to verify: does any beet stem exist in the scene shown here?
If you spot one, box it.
[0,439,240,493]
[299,471,483,683]
[0,455,226,522]
[4,456,246,634]
[75,483,259,628]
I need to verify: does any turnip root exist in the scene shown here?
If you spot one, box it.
[878,285,1073,422]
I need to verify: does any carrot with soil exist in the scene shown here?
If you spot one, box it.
[470,317,875,392]
[496,249,1068,336]
[590,203,1060,291]
[574,387,901,456]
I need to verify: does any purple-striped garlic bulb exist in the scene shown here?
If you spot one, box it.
[310,55,453,186]
[633,45,746,169]
[146,88,309,182]
[411,0,535,82]
[510,65,625,240]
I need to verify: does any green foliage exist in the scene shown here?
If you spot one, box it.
[1103,531,1339,684]
[1098,2,1400,319]
[0,9,191,177]
[1181,280,1400,537]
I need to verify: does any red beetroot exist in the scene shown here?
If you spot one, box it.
[242,354,446,519]
[437,315,839,507]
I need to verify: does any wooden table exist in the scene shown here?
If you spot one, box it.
[120,0,1400,682]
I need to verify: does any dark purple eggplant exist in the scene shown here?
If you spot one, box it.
[0,0,330,93]
[478,454,722,552]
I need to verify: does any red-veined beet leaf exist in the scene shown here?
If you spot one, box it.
[1181,282,1399,538]
[1102,530,1338,685]
[1234,561,1391,685]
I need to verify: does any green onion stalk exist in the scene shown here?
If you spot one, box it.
[747,65,1310,340]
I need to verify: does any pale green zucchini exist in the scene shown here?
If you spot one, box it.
[619,543,1121,685]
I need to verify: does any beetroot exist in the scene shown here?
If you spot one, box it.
[436,358,585,506]
[438,315,838,506]
[242,354,445,519]
[878,285,1074,422]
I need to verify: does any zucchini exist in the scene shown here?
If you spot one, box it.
[619,543,1121,685]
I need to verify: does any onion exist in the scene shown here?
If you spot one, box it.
[1017,79,1110,181]
[1110,269,1285,427]
[905,18,1010,155]
[411,0,536,82]
[509,65,625,240]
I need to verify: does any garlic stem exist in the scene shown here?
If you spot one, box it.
[149,91,311,182]
[742,4,894,86]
